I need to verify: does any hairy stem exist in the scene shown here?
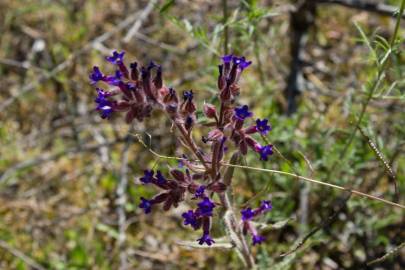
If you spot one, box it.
[219,193,256,268]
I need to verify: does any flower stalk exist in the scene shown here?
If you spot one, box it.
[90,51,275,267]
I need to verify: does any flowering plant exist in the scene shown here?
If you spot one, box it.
[90,51,274,265]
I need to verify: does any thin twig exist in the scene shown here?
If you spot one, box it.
[357,126,398,200]
[123,0,157,43]
[225,163,404,210]
[0,138,126,183]
[0,240,47,270]
[131,135,405,210]
[131,32,187,54]
[116,126,134,270]
[367,242,405,266]
[0,58,44,72]
[177,240,233,249]
[317,0,405,19]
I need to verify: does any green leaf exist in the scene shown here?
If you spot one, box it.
[69,245,87,266]
[159,0,175,14]
[96,223,120,240]
[354,22,379,66]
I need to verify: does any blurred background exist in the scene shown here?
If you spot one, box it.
[0,0,404,269]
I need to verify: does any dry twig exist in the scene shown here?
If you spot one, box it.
[116,126,135,270]
[0,240,47,270]
[123,0,158,43]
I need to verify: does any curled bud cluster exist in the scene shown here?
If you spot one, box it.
[90,51,177,122]
[91,52,275,246]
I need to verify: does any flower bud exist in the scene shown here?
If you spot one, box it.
[185,115,194,131]
[163,87,179,104]
[125,108,136,123]
[118,81,132,99]
[141,67,156,100]
[230,84,240,96]
[217,65,226,90]
[130,62,139,81]
[203,103,217,119]
[118,61,129,79]
[208,182,227,193]
[245,136,261,151]
[181,90,196,114]
[165,104,178,116]
[206,129,224,142]
[153,65,163,89]
[115,100,131,111]
[220,86,231,102]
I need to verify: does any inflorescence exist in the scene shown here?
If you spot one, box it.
[90,51,273,246]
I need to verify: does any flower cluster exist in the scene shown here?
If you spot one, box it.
[90,51,274,247]
[89,51,166,122]
[138,169,223,245]
[241,200,272,245]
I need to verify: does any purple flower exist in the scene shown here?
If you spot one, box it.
[242,200,273,221]
[197,197,216,217]
[221,54,233,64]
[194,185,206,198]
[139,197,153,214]
[256,119,271,135]
[106,50,125,64]
[147,60,157,70]
[156,171,167,185]
[241,208,255,221]
[259,200,272,212]
[94,87,110,101]
[234,105,253,121]
[233,56,252,70]
[252,234,265,245]
[183,90,193,101]
[197,233,215,246]
[182,210,201,230]
[140,170,154,184]
[98,105,113,119]
[95,88,114,118]
[89,66,105,84]
[258,144,273,161]
[104,70,123,86]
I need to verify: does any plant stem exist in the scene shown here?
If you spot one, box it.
[223,163,405,210]
[219,193,256,268]
[174,122,210,170]
[135,139,405,210]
